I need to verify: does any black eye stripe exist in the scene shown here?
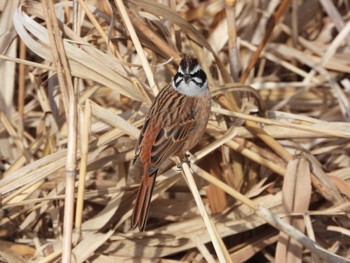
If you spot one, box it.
[191,70,206,82]
[190,72,199,77]
[173,72,183,87]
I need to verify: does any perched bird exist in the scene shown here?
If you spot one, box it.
[131,56,211,231]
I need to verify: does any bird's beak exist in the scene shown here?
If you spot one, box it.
[184,74,191,83]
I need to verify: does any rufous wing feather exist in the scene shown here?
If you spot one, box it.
[131,167,157,231]
[149,120,195,169]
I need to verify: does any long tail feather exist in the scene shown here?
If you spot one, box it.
[131,169,157,231]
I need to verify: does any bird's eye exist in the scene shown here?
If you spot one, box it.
[189,70,207,86]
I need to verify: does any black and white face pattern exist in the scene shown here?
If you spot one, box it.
[172,57,208,96]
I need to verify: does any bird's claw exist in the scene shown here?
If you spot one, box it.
[176,154,191,170]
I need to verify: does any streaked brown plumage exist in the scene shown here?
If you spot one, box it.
[131,57,211,231]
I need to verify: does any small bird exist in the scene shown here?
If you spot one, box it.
[131,56,211,231]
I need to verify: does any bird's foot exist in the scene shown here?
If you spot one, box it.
[176,153,191,170]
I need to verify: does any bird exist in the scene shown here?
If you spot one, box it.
[131,56,211,231]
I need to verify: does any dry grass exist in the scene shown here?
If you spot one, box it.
[1,0,350,262]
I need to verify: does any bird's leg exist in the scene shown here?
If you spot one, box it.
[176,153,191,170]
[182,152,191,165]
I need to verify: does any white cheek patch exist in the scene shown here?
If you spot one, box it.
[175,77,182,86]
[192,77,203,84]
[190,64,200,74]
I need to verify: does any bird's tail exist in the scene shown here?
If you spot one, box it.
[131,168,157,231]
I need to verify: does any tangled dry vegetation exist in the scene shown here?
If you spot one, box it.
[1,0,350,262]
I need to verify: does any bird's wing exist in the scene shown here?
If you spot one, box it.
[147,97,198,173]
